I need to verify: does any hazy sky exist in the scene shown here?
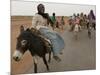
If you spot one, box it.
[11,1,96,16]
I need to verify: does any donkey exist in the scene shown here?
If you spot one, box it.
[13,26,52,73]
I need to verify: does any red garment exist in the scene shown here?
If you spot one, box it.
[75,17,80,25]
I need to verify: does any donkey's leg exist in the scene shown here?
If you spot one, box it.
[48,51,51,63]
[33,56,38,73]
[42,55,49,71]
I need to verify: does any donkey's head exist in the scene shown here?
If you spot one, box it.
[13,26,33,61]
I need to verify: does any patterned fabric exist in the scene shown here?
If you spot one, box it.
[39,27,65,56]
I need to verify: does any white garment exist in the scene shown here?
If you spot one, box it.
[32,14,48,29]
[31,13,53,44]
[74,24,79,32]
[32,13,53,31]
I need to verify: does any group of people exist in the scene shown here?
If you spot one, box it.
[68,10,96,39]
[25,3,95,61]
[50,13,65,30]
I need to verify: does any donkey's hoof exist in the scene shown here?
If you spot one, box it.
[53,56,61,62]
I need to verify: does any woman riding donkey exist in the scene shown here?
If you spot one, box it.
[31,4,65,62]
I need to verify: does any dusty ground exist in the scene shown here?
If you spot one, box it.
[11,16,69,75]
[11,17,33,75]
[11,16,95,75]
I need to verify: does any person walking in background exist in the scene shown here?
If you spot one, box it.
[74,24,79,40]
[60,16,65,30]
[68,16,73,31]
[88,10,96,30]
[76,13,81,31]
[73,14,80,40]
[70,13,76,31]
[79,12,84,29]
[83,14,89,29]
[50,13,56,30]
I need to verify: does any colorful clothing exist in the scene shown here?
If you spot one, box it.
[50,16,56,24]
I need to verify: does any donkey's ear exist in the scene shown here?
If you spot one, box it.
[26,28,30,31]
[20,25,24,33]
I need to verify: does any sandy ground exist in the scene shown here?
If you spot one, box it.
[11,16,95,74]
[11,16,69,75]
[11,19,33,74]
